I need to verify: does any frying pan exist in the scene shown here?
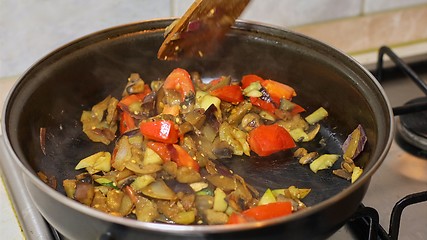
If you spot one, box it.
[1,19,393,240]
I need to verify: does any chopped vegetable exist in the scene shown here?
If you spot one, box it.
[241,201,293,221]
[343,124,367,159]
[258,188,276,205]
[305,107,328,125]
[163,68,195,101]
[351,166,363,183]
[139,120,179,144]
[75,152,111,174]
[241,74,264,89]
[209,85,244,104]
[261,79,296,103]
[80,95,118,145]
[170,144,200,172]
[63,69,367,225]
[248,124,296,156]
[309,154,340,173]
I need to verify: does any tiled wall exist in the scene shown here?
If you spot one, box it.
[1,0,427,78]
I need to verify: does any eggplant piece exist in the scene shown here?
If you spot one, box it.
[74,173,95,206]
[123,73,146,95]
[106,189,125,213]
[342,124,367,160]
[135,196,159,222]
[176,166,203,183]
[81,95,118,145]
[184,108,206,129]
[212,140,233,159]
[164,179,195,195]
[205,174,236,192]
[227,101,252,126]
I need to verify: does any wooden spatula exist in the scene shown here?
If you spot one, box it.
[157,0,250,60]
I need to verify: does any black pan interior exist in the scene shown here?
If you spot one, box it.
[5,20,389,208]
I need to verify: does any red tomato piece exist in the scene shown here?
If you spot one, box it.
[248,124,296,156]
[146,141,171,161]
[241,74,265,89]
[119,111,136,134]
[139,120,179,144]
[242,202,293,221]
[210,85,244,104]
[170,144,200,172]
[163,68,195,101]
[249,97,276,113]
[261,80,296,104]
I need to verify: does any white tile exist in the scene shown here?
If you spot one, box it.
[364,0,427,13]
[240,0,362,28]
[172,0,194,16]
[0,0,171,78]
[173,0,363,28]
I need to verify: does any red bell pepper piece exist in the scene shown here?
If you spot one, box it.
[210,85,244,104]
[163,68,195,101]
[242,202,293,221]
[119,111,136,134]
[146,141,171,161]
[227,213,254,224]
[290,103,305,115]
[241,74,265,89]
[227,202,293,224]
[249,97,276,113]
[139,120,179,144]
[118,85,152,111]
[261,80,296,104]
[169,144,200,172]
[248,124,296,156]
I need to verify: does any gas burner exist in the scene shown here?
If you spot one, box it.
[397,97,427,152]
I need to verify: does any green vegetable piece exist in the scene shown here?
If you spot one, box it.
[289,128,309,142]
[196,187,214,196]
[288,186,311,200]
[258,188,276,205]
[213,188,228,212]
[130,175,155,191]
[309,154,340,173]
[243,82,262,97]
[351,166,363,183]
[172,210,196,225]
[305,107,328,125]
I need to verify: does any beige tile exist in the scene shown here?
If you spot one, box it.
[291,5,427,54]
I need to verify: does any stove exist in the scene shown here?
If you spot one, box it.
[0,46,426,240]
